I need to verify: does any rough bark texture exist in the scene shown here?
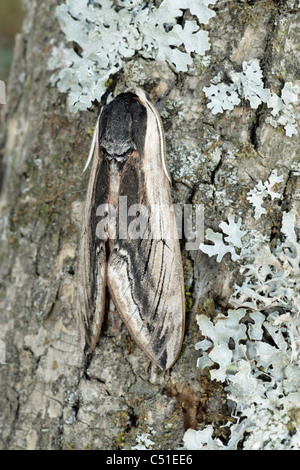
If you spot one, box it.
[0,0,299,450]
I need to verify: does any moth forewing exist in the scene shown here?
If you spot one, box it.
[132,88,171,183]
[107,89,185,370]
[77,119,107,352]
[78,88,185,370]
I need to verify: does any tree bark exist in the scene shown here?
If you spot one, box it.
[0,0,299,450]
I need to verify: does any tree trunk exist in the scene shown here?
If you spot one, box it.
[0,0,299,450]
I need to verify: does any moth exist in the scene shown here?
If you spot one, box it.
[77,88,185,370]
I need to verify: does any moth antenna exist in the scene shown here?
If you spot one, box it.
[83,114,100,173]
[145,100,172,183]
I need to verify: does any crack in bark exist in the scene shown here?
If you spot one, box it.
[280,169,294,214]
[247,5,280,154]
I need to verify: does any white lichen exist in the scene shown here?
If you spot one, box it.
[246,169,284,220]
[246,181,268,220]
[230,59,271,109]
[132,429,156,450]
[231,209,300,315]
[185,208,300,450]
[266,82,300,137]
[183,421,248,450]
[199,215,246,262]
[48,0,217,111]
[203,59,270,113]
[203,59,299,137]
[190,309,300,449]
[202,83,240,115]
[219,215,247,249]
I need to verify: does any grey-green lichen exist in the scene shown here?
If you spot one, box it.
[48,0,218,111]
[185,206,300,450]
[203,59,299,137]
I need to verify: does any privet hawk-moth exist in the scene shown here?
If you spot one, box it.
[77,88,185,370]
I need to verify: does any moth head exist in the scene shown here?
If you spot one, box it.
[125,87,147,104]
[83,88,171,183]
[126,87,171,183]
